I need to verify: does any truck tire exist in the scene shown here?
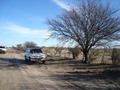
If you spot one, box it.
[29,57,33,64]
[29,57,31,61]
[3,51,6,54]
[42,61,45,64]
[25,56,28,62]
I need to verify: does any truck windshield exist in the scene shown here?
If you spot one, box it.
[30,49,42,53]
[0,46,5,48]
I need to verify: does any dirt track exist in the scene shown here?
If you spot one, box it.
[0,48,81,90]
[0,48,120,90]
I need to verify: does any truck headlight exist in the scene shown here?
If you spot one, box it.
[42,54,46,58]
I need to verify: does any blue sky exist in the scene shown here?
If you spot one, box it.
[0,0,120,47]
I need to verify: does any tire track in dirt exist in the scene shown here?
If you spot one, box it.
[0,48,85,90]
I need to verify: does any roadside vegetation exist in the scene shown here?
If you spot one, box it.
[111,48,120,65]
[68,46,81,60]
[14,42,120,66]
[47,0,120,63]
[15,41,38,51]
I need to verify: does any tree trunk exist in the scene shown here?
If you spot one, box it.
[83,50,89,63]
[82,53,85,61]
[72,52,75,59]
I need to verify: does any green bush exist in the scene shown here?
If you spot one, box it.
[111,48,120,65]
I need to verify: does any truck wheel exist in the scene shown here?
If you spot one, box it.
[29,57,33,64]
[25,56,28,62]
[42,61,45,64]
[29,57,31,61]
[3,51,6,54]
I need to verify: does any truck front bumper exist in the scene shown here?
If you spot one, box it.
[30,58,46,61]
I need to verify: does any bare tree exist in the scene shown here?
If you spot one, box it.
[23,41,37,49]
[47,0,120,63]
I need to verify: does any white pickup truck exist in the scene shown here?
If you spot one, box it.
[24,48,46,64]
[0,46,7,54]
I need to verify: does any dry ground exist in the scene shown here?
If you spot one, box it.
[0,48,81,90]
[0,48,120,90]
[39,56,120,90]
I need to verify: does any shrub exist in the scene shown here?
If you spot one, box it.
[23,41,37,49]
[68,46,81,59]
[16,44,25,51]
[54,47,63,56]
[111,48,120,65]
[88,49,101,63]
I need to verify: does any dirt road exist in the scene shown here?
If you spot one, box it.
[0,48,81,90]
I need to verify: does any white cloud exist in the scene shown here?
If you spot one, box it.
[0,22,51,39]
[52,0,71,11]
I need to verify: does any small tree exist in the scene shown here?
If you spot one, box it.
[88,49,100,63]
[16,44,25,51]
[68,46,81,59]
[23,41,37,49]
[111,48,120,66]
[47,0,120,63]
[54,47,63,56]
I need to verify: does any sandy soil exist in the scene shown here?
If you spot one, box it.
[0,48,120,90]
[38,56,120,90]
[0,48,81,90]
